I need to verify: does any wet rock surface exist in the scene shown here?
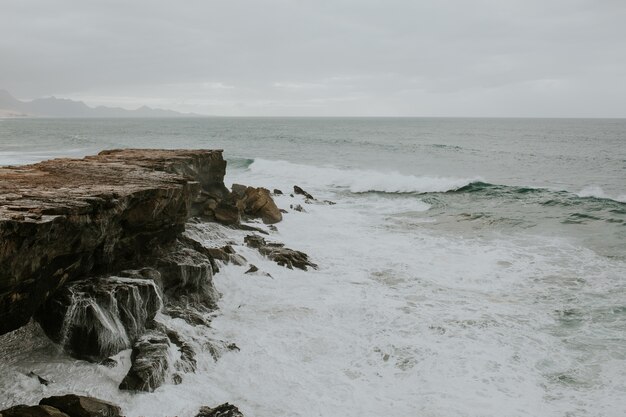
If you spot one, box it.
[293,185,315,200]
[0,395,123,417]
[118,331,170,392]
[195,403,244,417]
[0,149,226,335]
[39,395,123,417]
[36,276,161,361]
[0,405,70,417]
[244,235,318,271]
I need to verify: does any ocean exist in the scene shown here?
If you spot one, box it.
[0,117,625,416]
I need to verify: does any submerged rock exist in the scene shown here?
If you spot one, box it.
[39,395,123,417]
[27,371,51,386]
[244,235,318,271]
[195,403,243,417]
[119,331,170,392]
[293,185,314,200]
[36,276,161,361]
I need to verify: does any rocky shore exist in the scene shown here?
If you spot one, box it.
[0,149,318,416]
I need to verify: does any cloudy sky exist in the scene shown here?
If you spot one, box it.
[1,0,625,117]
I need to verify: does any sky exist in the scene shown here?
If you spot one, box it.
[1,0,626,117]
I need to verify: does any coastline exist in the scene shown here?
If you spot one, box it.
[0,149,315,416]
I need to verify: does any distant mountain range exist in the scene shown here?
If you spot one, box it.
[0,89,202,118]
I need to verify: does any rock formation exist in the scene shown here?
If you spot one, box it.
[0,149,226,335]
[244,235,318,271]
[0,149,319,415]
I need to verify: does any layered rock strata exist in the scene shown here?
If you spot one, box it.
[0,149,226,335]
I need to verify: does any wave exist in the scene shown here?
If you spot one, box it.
[243,158,626,206]
[246,158,480,194]
[576,185,626,204]
[226,157,256,170]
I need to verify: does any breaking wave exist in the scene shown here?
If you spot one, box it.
[246,158,479,194]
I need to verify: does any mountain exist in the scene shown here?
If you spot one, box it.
[0,89,202,118]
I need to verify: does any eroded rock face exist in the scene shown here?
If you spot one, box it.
[39,395,123,417]
[35,276,162,361]
[0,149,226,335]
[119,331,170,392]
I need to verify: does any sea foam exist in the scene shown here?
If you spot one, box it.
[245,158,480,194]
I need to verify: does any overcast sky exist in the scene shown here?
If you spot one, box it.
[1,0,625,117]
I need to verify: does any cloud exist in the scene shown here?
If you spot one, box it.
[1,0,625,116]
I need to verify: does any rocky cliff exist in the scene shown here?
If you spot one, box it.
[0,149,226,335]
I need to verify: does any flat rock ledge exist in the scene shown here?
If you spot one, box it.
[0,149,226,335]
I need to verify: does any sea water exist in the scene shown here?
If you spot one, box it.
[0,118,624,417]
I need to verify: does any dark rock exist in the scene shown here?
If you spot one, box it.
[273,189,283,195]
[243,235,266,249]
[293,185,314,200]
[119,331,170,392]
[0,149,227,336]
[195,403,243,417]
[156,239,219,310]
[39,394,123,417]
[279,209,288,214]
[0,405,69,417]
[267,225,278,232]
[290,204,305,212]
[212,201,240,225]
[36,276,161,361]
[226,343,240,351]
[27,371,51,386]
[244,235,318,271]
[163,326,197,373]
[323,200,336,205]
[172,373,183,385]
[244,265,259,274]
[232,223,269,235]
[205,246,247,267]
[164,304,211,327]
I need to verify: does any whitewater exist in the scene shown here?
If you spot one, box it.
[0,117,625,417]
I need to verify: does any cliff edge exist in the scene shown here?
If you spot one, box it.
[0,149,226,335]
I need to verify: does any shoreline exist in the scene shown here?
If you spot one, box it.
[0,149,317,416]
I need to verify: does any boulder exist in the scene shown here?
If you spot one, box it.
[195,403,243,417]
[293,185,314,200]
[39,395,122,417]
[231,185,282,224]
[244,235,318,271]
[0,405,69,417]
[119,331,170,392]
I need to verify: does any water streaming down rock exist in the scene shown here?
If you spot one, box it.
[36,276,162,361]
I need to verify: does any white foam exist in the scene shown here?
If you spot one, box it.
[236,158,479,194]
[577,185,626,203]
[1,164,625,417]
